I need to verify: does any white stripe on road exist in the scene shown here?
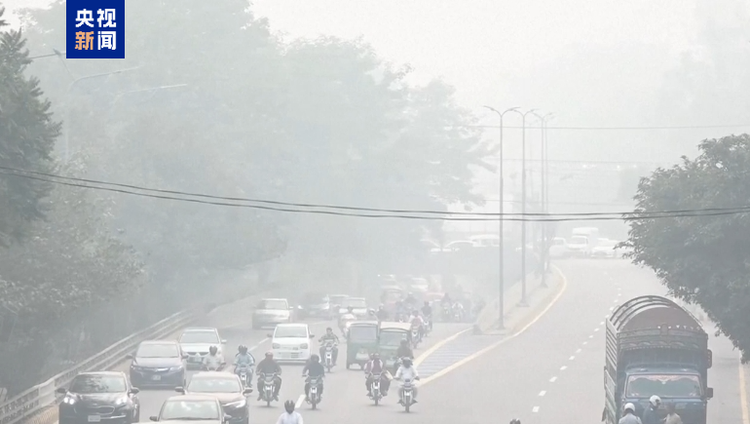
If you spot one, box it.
[295,394,305,409]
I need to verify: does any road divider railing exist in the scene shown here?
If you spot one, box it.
[0,309,201,424]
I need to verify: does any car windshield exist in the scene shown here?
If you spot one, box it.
[625,374,702,398]
[344,298,366,308]
[598,240,617,248]
[136,343,180,358]
[349,326,378,341]
[259,299,288,310]
[188,377,241,393]
[303,293,327,303]
[380,331,406,346]
[552,239,566,246]
[179,331,219,344]
[329,295,347,304]
[160,400,221,420]
[570,236,588,245]
[70,375,127,394]
[274,326,308,338]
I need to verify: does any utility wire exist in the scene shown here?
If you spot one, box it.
[2,166,750,222]
[470,124,750,130]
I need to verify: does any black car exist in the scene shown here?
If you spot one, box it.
[296,292,331,319]
[128,340,187,388]
[57,371,140,424]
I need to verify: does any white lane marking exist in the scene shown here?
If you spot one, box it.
[605,314,609,318]
[589,335,594,338]
[249,338,269,351]
[594,328,600,332]
[609,306,614,311]
[599,321,604,325]
[617,286,622,290]
[569,356,575,360]
[295,394,305,409]
[560,365,567,371]
[539,390,546,396]
[583,341,588,345]
[576,348,581,353]
[613,299,619,303]
[532,406,540,413]
[549,376,557,383]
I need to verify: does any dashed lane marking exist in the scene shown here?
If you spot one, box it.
[538,390,546,396]
[532,406,540,413]
[549,376,557,383]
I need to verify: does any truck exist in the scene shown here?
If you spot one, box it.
[568,227,599,257]
[604,295,713,424]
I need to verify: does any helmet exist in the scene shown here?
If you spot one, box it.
[284,400,295,413]
[310,354,320,362]
[326,327,333,332]
[402,357,413,367]
[400,339,408,346]
[238,345,248,354]
[510,420,521,424]
[372,352,380,359]
[209,346,218,354]
[649,395,661,406]
[624,403,636,413]
[265,351,273,358]
[378,304,384,309]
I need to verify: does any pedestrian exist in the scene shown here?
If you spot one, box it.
[664,403,683,424]
[619,403,643,424]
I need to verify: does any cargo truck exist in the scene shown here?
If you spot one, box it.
[603,295,713,424]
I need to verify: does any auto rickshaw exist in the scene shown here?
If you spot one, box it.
[378,322,411,370]
[345,321,380,370]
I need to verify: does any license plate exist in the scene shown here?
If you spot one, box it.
[189,357,202,362]
[88,416,101,422]
[152,375,161,380]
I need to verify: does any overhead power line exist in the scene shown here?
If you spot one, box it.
[471,123,750,130]
[1,166,749,222]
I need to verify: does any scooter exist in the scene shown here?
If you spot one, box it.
[399,378,419,412]
[323,342,336,372]
[306,375,322,410]
[368,372,385,406]
[258,372,277,407]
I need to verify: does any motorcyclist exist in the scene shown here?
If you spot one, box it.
[233,345,255,382]
[420,301,433,331]
[301,354,325,401]
[410,310,425,340]
[452,301,465,321]
[394,300,407,321]
[364,352,390,397]
[396,339,414,360]
[276,400,303,424]
[339,307,357,335]
[256,351,282,401]
[376,305,389,321]
[641,395,661,424]
[318,328,340,365]
[202,346,224,371]
[394,357,420,404]
[404,292,417,307]
[619,402,642,424]
[440,293,453,307]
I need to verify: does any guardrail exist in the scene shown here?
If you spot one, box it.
[0,310,197,424]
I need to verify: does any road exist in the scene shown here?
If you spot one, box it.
[376,259,742,424]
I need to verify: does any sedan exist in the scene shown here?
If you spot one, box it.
[150,394,229,423]
[128,340,187,388]
[178,327,227,369]
[57,371,140,424]
[176,372,252,424]
[252,298,293,329]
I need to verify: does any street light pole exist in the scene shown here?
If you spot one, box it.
[531,112,553,288]
[64,66,141,162]
[507,109,537,306]
[483,106,519,329]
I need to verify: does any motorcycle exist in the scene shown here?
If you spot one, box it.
[368,372,385,406]
[323,342,336,372]
[452,305,464,322]
[410,327,421,348]
[203,360,225,371]
[306,375,322,409]
[258,372,277,406]
[441,304,452,322]
[400,378,418,412]
[236,366,253,388]
[423,315,433,333]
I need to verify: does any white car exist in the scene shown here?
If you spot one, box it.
[268,323,314,363]
[566,235,590,257]
[591,239,619,259]
[178,327,227,369]
[339,297,369,318]
[548,237,570,258]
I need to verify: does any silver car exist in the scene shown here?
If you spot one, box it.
[252,298,293,329]
[178,327,227,369]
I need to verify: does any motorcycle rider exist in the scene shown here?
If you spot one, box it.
[202,346,224,370]
[452,301,465,321]
[276,400,303,424]
[301,354,325,401]
[339,306,357,335]
[619,402,643,424]
[641,395,661,424]
[404,292,418,307]
[318,328,340,365]
[393,340,414,373]
[376,305,389,321]
[410,310,425,341]
[364,352,390,397]
[233,345,255,383]
[394,357,420,404]
[420,301,433,331]
[255,351,282,401]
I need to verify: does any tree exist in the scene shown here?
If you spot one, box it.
[623,134,750,361]
[0,5,59,245]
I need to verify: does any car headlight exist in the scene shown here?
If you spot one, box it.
[272,343,280,349]
[300,344,309,349]
[115,396,129,406]
[226,399,246,408]
[170,365,184,372]
[63,396,77,405]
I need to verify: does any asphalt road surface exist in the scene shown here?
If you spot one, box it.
[381,259,742,424]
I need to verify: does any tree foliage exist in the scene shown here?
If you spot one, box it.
[623,134,750,361]
[0,5,59,245]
